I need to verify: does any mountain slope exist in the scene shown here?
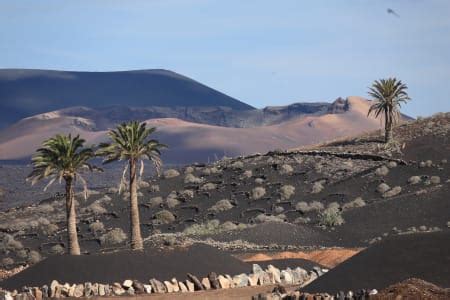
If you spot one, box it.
[0,69,254,128]
[0,97,382,164]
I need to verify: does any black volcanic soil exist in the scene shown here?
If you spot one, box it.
[0,244,251,291]
[302,232,450,294]
[0,114,449,277]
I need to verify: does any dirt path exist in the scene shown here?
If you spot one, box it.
[93,285,294,300]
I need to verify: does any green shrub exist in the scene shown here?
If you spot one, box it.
[319,207,344,227]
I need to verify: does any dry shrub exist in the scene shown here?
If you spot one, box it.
[200,182,217,191]
[208,199,233,212]
[254,178,264,184]
[89,221,105,234]
[184,166,194,174]
[377,183,391,194]
[311,182,324,194]
[100,228,127,245]
[166,196,181,209]
[279,185,295,200]
[242,170,253,179]
[387,161,397,168]
[180,189,194,199]
[183,220,245,235]
[254,214,286,223]
[28,250,41,264]
[0,234,23,251]
[375,166,389,176]
[342,197,366,210]
[294,217,311,224]
[251,187,266,200]
[149,196,163,208]
[279,164,294,175]
[408,176,421,185]
[382,186,402,198]
[184,173,203,184]
[40,223,59,236]
[149,184,160,192]
[164,169,180,179]
[430,176,441,184]
[139,181,150,188]
[85,201,107,215]
[50,244,65,255]
[1,257,14,268]
[153,210,176,224]
[295,201,324,213]
[230,161,244,169]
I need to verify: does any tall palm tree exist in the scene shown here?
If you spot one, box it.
[97,121,166,250]
[367,78,410,143]
[27,134,99,255]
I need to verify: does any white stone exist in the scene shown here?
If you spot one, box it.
[201,278,211,290]
[163,281,173,293]
[178,282,188,293]
[143,284,152,294]
[185,280,195,292]
[171,278,180,293]
[122,279,133,289]
[217,275,231,289]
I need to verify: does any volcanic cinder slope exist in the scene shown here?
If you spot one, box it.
[0,96,382,163]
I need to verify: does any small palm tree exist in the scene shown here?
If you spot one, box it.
[368,78,410,143]
[28,134,99,255]
[97,121,166,250]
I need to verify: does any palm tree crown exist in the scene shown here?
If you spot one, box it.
[97,121,166,250]
[28,134,98,194]
[367,78,410,143]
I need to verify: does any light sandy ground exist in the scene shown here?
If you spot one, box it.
[94,284,296,300]
[236,248,362,268]
[0,97,381,162]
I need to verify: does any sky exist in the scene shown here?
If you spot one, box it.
[1,0,449,117]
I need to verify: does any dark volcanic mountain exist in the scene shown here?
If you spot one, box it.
[0,69,254,128]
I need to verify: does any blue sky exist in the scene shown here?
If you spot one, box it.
[1,0,449,117]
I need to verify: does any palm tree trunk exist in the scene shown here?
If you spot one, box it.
[65,176,81,255]
[129,158,144,250]
[384,110,393,143]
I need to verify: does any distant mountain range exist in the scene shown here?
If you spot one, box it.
[0,69,391,164]
[0,69,253,128]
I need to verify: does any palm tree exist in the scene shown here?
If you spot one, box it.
[367,78,410,143]
[28,134,99,255]
[97,121,166,250]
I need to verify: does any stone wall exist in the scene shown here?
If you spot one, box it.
[0,264,327,300]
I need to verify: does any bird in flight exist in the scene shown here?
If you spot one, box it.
[387,8,400,17]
